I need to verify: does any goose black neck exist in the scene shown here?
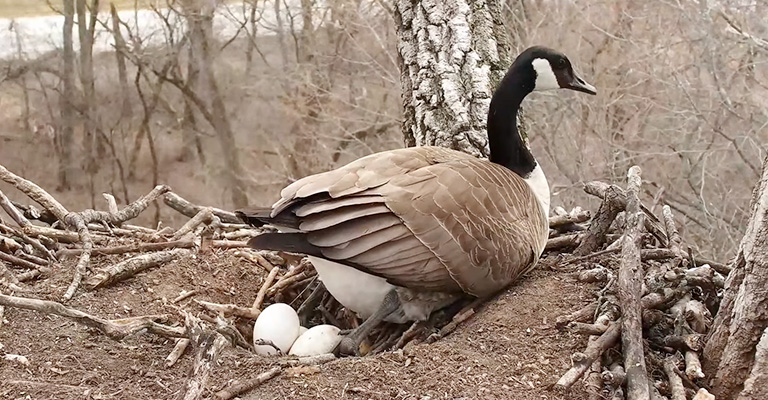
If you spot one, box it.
[487,69,536,178]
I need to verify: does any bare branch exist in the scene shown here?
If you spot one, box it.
[0,293,185,340]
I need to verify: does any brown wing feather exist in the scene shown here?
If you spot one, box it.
[375,159,549,295]
[249,146,548,296]
[306,214,400,247]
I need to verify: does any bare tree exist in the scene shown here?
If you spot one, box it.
[243,0,262,75]
[109,3,132,118]
[76,0,101,207]
[181,0,248,207]
[393,0,512,154]
[77,0,100,155]
[298,0,314,62]
[702,155,768,399]
[177,3,206,165]
[4,0,760,261]
[58,0,77,191]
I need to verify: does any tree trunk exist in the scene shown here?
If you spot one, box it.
[76,0,99,168]
[12,22,32,133]
[298,0,314,62]
[184,0,248,208]
[703,154,768,399]
[58,0,76,191]
[738,327,768,399]
[110,3,132,118]
[284,0,324,181]
[273,0,290,67]
[178,20,203,164]
[245,0,259,75]
[393,0,512,154]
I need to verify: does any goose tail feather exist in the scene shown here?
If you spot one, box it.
[246,233,323,256]
[235,206,299,229]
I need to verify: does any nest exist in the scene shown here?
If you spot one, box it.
[0,163,727,399]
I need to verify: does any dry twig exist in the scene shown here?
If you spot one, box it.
[0,251,41,270]
[173,290,200,304]
[267,263,313,297]
[0,293,185,339]
[662,205,684,259]
[618,166,650,400]
[172,207,214,240]
[0,222,55,261]
[164,192,240,223]
[574,185,624,255]
[166,338,190,367]
[555,322,621,390]
[583,180,668,245]
[546,234,581,251]
[283,353,336,366]
[84,249,189,289]
[425,298,485,344]
[685,350,705,380]
[196,300,261,320]
[253,266,280,311]
[0,189,29,227]
[213,366,282,400]
[180,314,230,400]
[549,209,591,228]
[58,240,195,257]
[235,249,278,272]
[663,357,687,400]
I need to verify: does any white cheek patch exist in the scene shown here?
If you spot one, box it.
[532,58,560,91]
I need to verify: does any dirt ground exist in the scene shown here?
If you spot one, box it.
[0,250,596,400]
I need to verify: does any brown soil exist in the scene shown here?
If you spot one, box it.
[0,251,596,400]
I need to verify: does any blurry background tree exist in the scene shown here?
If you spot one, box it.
[0,0,766,261]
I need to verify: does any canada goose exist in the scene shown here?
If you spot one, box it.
[237,46,596,355]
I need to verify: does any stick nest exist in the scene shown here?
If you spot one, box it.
[0,163,726,399]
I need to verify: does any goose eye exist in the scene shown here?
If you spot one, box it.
[557,58,567,68]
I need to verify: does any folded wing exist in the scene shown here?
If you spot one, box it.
[241,146,548,297]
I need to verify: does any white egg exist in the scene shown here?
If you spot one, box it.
[288,324,342,356]
[252,303,300,355]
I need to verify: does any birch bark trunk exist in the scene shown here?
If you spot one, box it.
[393,0,514,155]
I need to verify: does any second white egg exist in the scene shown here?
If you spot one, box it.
[288,324,342,356]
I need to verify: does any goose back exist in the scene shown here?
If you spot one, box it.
[251,146,549,297]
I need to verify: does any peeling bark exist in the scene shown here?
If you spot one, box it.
[703,155,768,399]
[738,327,768,400]
[394,0,512,154]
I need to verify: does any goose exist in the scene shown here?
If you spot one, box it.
[236,46,596,355]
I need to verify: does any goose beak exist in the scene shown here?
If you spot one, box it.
[566,74,597,95]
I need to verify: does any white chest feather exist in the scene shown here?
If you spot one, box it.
[523,164,550,218]
[532,58,559,91]
[308,256,394,320]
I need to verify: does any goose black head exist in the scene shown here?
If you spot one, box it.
[510,46,597,95]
